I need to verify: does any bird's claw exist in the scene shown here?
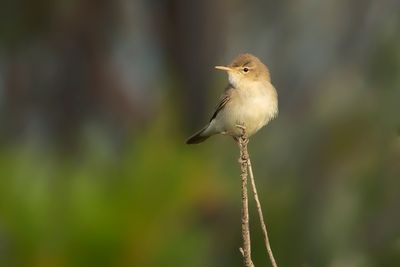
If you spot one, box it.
[235,124,248,142]
[235,124,246,131]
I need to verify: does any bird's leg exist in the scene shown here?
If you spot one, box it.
[233,124,246,146]
[236,125,248,144]
[236,124,246,131]
[236,125,249,164]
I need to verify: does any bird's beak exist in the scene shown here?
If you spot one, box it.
[214,66,233,72]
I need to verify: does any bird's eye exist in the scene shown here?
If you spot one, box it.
[243,67,249,72]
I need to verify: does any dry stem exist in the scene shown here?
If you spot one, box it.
[248,158,278,267]
[237,129,254,267]
[236,125,278,267]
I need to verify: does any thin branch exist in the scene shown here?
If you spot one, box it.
[248,158,278,267]
[237,128,254,267]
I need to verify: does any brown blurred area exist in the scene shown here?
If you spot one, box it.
[1,0,227,149]
[0,1,399,267]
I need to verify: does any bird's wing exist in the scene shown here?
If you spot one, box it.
[210,87,234,122]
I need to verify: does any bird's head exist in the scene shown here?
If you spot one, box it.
[215,53,270,88]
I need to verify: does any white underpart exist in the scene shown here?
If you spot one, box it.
[228,71,242,88]
[208,73,278,137]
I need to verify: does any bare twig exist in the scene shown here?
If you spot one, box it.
[248,158,278,267]
[237,127,255,267]
[236,125,278,267]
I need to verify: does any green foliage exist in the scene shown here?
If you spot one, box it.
[0,112,226,267]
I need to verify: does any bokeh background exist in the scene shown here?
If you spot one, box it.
[1,0,400,266]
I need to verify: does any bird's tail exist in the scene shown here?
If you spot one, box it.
[185,124,213,144]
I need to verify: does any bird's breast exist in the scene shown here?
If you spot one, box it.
[224,82,277,136]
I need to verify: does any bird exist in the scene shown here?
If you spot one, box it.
[186,53,278,144]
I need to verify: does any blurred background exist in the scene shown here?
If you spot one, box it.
[0,0,399,266]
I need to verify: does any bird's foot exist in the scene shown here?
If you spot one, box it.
[235,124,248,145]
[235,124,246,132]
